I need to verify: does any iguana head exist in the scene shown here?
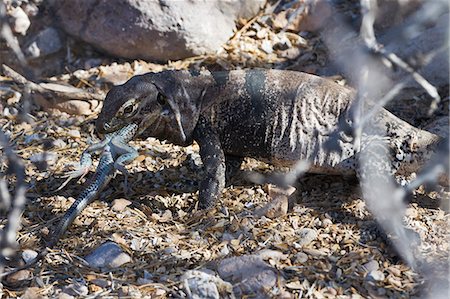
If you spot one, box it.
[96,70,209,146]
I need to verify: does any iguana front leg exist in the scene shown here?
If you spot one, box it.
[194,116,226,209]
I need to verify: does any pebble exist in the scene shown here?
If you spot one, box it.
[118,286,142,298]
[294,252,308,264]
[219,244,230,256]
[111,198,132,212]
[22,249,38,263]
[10,7,31,35]
[6,269,31,286]
[63,281,88,297]
[363,260,379,272]
[366,270,385,282]
[182,270,233,299]
[84,241,132,269]
[260,39,273,54]
[30,152,58,168]
[67,129,81,139]
[3,107,18,119]
[25,27,63,59]
[24,133,47,145]
[21,287,43,299]
[296,228,318,246]
[217,254,281,297]
[52,139,67,149]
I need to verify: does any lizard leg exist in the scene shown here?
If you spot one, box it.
[225,155,243,184]
[54,150,93,192]
[194,116,226,209]
[111,137,139,192]
[54,137,113,192]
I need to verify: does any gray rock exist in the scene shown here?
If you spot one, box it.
[62,281,89,297]
[52,0,263,61]
[30,151,58,169]
[366,270,385,282]
[363,260,379,272]
[84,241,132,269]
[24,27,63,59]
[22,249,38,263]
[182,270,234,299]
[217,253,284,298]
[24,133,47,145]
[296,228,318,247]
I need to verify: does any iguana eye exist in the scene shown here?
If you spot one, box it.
[156,92,167,106]
[123,105,134,115]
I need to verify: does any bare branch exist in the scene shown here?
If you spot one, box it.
[0,130,27,276]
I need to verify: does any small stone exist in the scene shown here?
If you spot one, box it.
[217,254,282,297]
[260,39,273,54]
[67,129,81,139]
[363,260,379,272]
[322,218,333,226]
[294,252,308,264]
[3,107,18,119]
[21,287,44,299]
[84,241,132,269]
[52,139,67,149]
[25,27,63,59]
[30,152,58,169]
[111,198,132,212]
[256,28,268,39]
[22,249,38,263]
[296,228,318,246]
[24,133,47,145]
[118,285,142,298]
[10,7,31,35]
[367,270,385,282]
[220,245,230,256]
[63,281,89,297]
[6,269,32,285]
[182,270,233,299]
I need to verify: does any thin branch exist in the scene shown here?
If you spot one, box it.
[0,130,27,277]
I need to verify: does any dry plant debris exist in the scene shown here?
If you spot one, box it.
[0,0,448,298]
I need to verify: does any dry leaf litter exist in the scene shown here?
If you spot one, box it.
[0,1,449,298]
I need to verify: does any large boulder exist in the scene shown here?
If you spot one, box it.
[52,0,263,61]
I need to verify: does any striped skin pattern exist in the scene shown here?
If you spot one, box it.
[96,69,443,209]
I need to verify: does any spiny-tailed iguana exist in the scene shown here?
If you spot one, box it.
[95,69,444,209]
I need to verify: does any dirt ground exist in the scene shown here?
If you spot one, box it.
[0,1,449,298]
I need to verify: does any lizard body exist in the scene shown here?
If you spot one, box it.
[2,123,138,276]
[96,69,443,209]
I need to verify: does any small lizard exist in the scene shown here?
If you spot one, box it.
[95,69,444,209]
[2,123,138,276]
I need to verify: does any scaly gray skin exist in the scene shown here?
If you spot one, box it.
[3,123,138,275]
[96,69,443,209]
